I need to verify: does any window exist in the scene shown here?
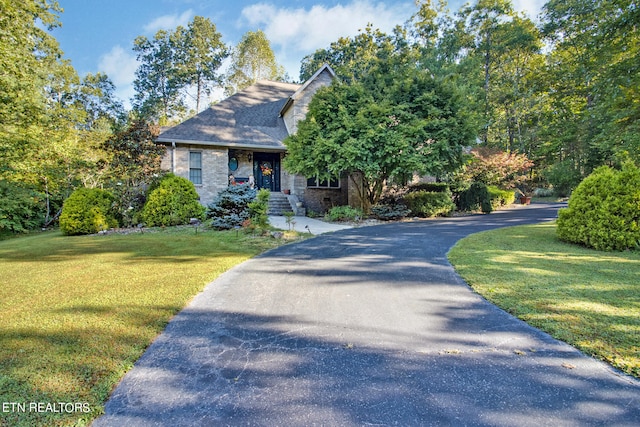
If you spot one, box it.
[189,152,202,185]
[307,175,340,189]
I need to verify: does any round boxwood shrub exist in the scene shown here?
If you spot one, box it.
[60,188,119,235]
[141,174,205,227]
[557,162,640,251]
[404,190,455,217]
[455,182,493,214]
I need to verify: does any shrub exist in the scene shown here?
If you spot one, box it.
[545,160,582,197]
[248,189,270,231]
[206,184,256,229]
[455,182,493,214]
[408,182,450,193]
[488,186,516,210]
[326,205,364,222]
[404,191,455,217]
[370,203,410,221]
[0,181,46,232]
[557,162,640,251]
[60,188,119,235]
[141,174,205,227]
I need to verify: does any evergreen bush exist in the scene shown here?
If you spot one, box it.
[370,204,410,221]
[404,190,455,217]
[455,182,493,213]
[60,188,119,235]
[206,184,256,229]
[557,162,640,251]
[141,174,205,227]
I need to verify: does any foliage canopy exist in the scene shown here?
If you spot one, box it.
[285,61,474,209]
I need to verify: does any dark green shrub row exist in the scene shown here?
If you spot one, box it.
[557,162,640,251]
[370,204,410,220]
[404,190,455,217]
[59,188,119,235]
[141,174,205,227]
[455,182,493,214]
[488,186,516,209]
[326,205,364,222]
[207,184,256,229]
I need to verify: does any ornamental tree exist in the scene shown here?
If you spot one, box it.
[284,61,475,210]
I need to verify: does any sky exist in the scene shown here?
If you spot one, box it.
[52,0,545,110]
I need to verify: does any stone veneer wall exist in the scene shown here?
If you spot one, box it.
[282,68,334,135]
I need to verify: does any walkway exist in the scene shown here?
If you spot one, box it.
[94,204,640,426]
[268,215,355,235]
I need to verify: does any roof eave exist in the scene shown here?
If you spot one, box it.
[156,137,287,152]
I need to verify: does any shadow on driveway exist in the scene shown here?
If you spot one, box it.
[94,204,640,426]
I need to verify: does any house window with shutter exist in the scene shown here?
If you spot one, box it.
[189,152,202,185]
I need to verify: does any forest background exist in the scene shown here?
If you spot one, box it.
[1,0,638,233]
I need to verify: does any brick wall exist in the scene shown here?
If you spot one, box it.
[161,144,228,206]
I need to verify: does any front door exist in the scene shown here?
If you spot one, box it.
[253,153,281,192]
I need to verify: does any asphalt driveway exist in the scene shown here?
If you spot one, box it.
[93,203,640,426]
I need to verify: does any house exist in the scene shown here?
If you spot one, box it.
[156,64,358,214]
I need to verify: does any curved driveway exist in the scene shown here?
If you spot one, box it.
[94,203,640,426]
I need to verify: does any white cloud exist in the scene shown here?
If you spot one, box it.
[239,1,413,77]
[143,9,194,34]
[98,45,139,107]
[512,0,546,20]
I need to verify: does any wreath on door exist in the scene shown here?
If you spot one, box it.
[260,161,272,176]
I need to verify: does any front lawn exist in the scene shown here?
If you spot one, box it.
[0,228,297,427]
[448,222,640,378]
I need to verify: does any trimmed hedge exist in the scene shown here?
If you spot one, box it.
[60,188,119,235]
[141,174,205,227]
[455,182,493,214]
[488,186,516,210]
[557,162,640,251]
[404,190,455,217]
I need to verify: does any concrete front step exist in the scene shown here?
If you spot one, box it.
[268,192,295,215]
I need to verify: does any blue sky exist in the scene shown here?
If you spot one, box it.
[52,0,544,109]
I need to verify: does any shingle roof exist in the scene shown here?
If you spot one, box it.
[157,80,301,150]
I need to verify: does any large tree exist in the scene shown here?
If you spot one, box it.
[285,59,474,210]
[541,0,640,171]
[225,30,286,95]
[132,30,184,123]
[172,16,228,113]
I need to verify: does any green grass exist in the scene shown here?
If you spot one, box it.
[448,222,640,378]
[0,228,299,427]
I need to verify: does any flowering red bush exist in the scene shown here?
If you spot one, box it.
[465,147,534,189]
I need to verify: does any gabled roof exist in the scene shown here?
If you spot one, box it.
[279,64,337,117]
[157,80,300,150]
